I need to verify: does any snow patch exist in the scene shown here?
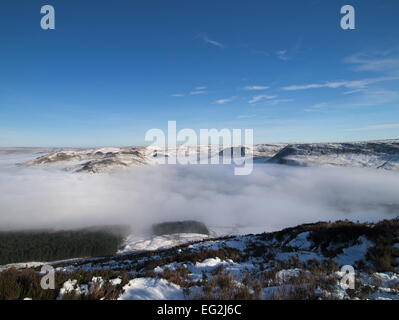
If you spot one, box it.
[334,236,373,266]
[119,233,210,253]
[118,278,185,300]
[287,232,312,250]
[276,268,303,283]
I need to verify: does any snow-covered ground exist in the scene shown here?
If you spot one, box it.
[268,140,399,170]
[2,218,399,300]
[119,278,185,300]
[24,218,394,301]
[119,233,211,253]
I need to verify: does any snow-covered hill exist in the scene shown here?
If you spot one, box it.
[18,144,286,172]
[267,139,399,170]
[22,147,149,173]
[13,139,399,172]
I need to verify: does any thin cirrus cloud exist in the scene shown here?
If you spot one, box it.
[282,80,367,91]
[244,85,270,91]
[171,87,208,97]
[189,90,207,95]
[201,34,225,48]
[304,88,398,111]
[214,96,236,104]
[344,51,399,74]
[266,99,293,106]
[281,77,398,91]
[281,50,399,92]
[276,50,290,61]
[248,95,277,104]
[304,102,329,113]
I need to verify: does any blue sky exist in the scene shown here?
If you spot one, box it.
[0,0,398,147]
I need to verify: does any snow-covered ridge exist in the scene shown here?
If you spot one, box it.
[14,139,399,172]
[22,147,149,173]
[267,139,399,170]
[18,144,286,172]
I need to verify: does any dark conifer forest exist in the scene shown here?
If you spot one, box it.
[0,226,129,265]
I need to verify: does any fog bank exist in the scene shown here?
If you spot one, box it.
[0,156,398,234]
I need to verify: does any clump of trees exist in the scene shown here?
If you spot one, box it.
[152,220,209,236]
[0,225,129,265]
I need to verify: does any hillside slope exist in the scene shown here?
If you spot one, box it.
[267,139,399,170]
[17,140,399,172]
[2,218,399,300]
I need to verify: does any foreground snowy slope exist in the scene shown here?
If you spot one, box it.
[2,218,398,300]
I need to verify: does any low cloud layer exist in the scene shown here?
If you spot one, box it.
[1,153,399,234]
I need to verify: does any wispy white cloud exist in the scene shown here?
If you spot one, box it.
[248,95,277,104]
[345,50,399,74]
[345,123,399,131]
[343,88,366,95]
[281,77,398,91]
[189,90,207,96]
[304,102,329,113]
[282,80,364,91]
[171,87,208,97]
[350,88,399,107]
[201,34,225,48]
[303,88,399,112]
[276,50,290,61]
[282,49,399,92]
[214,96,236,104]
[244,85,270,91]
[266,99,294,106]
[275,37,303,61]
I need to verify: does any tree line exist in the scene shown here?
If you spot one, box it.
[0,226,128,265]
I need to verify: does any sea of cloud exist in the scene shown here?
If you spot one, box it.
[0,151,399,234]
